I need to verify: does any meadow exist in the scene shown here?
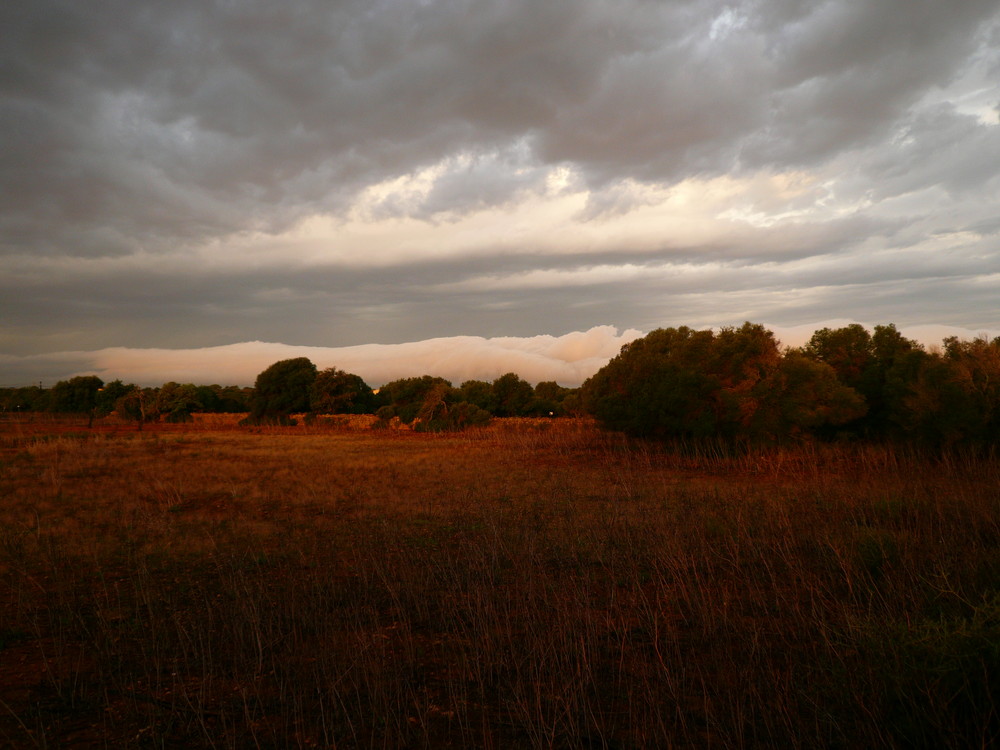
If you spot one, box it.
[0,415,997,748]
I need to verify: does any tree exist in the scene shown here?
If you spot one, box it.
[866,324,923,436]
[804,324,874,392]
[311,368,375,414]
[374,376,490,431]
[457,380,495,412]
[49,375,104,425]
[583,326,727,439]
[901,336,1000,448]
[155,382,203,423]
[115,387,155,429]
[491,373,534,417]
[435,401,492,431]
[709,322,783,432]
[213,385,252,413]
[95,380,134,416]
[0,386,49,412]
[534,381,572,416]
[751,352,867,440]
[49,375,104,413]
[244,358,317,425]
[584,322,866,442]
[376,376,452,425]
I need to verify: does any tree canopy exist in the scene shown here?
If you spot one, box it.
[245,357,318,424]
[311,368,376,414]
[583,323,865,442]
[48,375,104,414]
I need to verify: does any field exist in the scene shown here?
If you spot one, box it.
[1,416,998,748]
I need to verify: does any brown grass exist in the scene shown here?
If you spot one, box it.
[0,415,998,748]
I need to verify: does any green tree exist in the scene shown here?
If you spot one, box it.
[583,326,724,439]
[457,380,495,412]
[156,382,203,423]
[49,375,104,425]
[435,401,492,431]
[374,376,490,431]
[534,381,571,416]
[752,352,867,440]
[492,372,535,417]
[194,385,221,413]
[244,358,317,425]
[0,386,49,412]
[95,380,134,416]
[376,376,452,425]
[867,324,923,436]
[709,322,783,432]
[803,323,924,438]
[584,322,866,442]
[311,368,376,414]
[804,324,874,392]
[115,387,156,429]
[213,385,251,413]
[902,336,1000,448]
[411,381,491,432]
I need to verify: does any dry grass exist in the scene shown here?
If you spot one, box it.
[0,416,998,748]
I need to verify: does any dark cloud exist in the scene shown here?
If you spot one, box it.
[5,0,996,253]
[2,0,999,376]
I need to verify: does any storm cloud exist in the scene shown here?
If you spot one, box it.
[2,0,999,384]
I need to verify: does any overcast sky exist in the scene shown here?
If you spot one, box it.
[3,0,999,387]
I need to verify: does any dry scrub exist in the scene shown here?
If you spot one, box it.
[1,417,998,748]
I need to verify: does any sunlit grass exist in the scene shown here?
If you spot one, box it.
[0,417,997,747]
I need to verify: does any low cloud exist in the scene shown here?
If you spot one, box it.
[1,326,643,388]
[4,323,998,390]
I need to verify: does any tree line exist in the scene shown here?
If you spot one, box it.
[242,359,578,430]
[3,321,998,447]
[0,380,254,426]
[0,363,578,430]
[582,322,1000,448]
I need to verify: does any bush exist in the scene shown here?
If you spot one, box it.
[246,358,317,423]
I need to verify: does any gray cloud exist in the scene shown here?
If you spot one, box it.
[6,0,997,253]
[2,0,1000,380]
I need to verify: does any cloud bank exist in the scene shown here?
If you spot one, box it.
[4,324,997,390]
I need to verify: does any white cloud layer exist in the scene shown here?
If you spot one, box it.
[4,324,998,390]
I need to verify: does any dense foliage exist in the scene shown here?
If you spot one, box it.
[243,357,318,425]
[311,367,376,415]
[583,323,864,441]
[48,375,104,415]
[583,321,1000,447]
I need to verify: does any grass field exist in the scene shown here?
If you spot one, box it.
[1,415,998,748]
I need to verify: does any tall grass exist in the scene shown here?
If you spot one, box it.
[0,420,997,747]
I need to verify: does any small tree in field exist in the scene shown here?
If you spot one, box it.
[115,386,154,430]
[243,358,317,425]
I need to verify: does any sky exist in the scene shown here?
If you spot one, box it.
[2,0,999,388]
